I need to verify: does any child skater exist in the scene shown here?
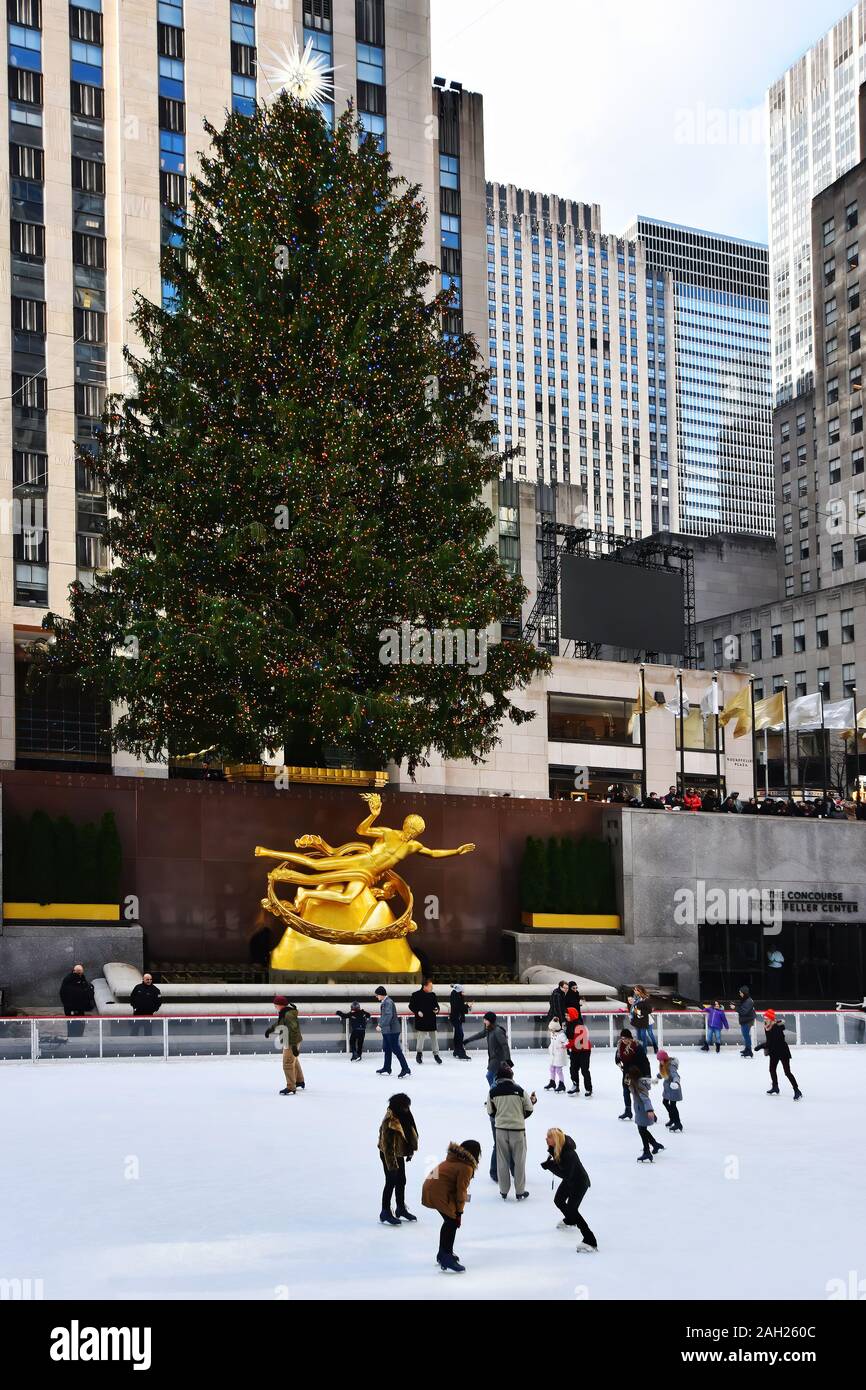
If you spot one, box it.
[421,1138,482,1273]
[541,1127,598,1252]
[626,1065,664,1162]
[701,1000,729,1053]
[336,1001,371,1061]
[545,1019,568,1092]
[656,1049,683,1132]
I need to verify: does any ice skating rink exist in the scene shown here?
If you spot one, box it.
[4,1046,863,1301]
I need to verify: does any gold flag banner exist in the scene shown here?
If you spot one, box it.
[841,706,866,740]
[718,683,752,738]
[753,690,785,733]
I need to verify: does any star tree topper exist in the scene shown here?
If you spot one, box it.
[262,35,337,107]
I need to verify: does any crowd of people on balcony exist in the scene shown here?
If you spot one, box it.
[605,783,864,819]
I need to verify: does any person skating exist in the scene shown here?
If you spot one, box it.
[615,1027,650,1118]
[421,1138,481,1273]
[565,981,583,1018]
[541,1127,598,1251]
[463,1010,511,1088]
[545,1019,568,1092]
[730,986,756,1056]
[336,1001,371,1061]
[373,986,410,1078]
[129,972,161,1038]
[545,980,569,1026]
[565,1007,593,1096]
[449,984,472,1059]
[264,996,305,1095]
[701,1000,729,1053]
[409,978,442,1064]
[377,1092,419,1225]
[755,1010,802,1099]
[631,985,658,1054]
[626,1065,664,1162]
[486,1063,536,1200]
[656,1050,683,1132]
[59,963,95,1039]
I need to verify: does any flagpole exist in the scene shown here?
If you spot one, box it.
[677,668,685,798]
[783,680,792,801]
[639,662,647,803]
[820,687,828,807]
[713,670,722,799]
[853,687,858,800]
[749,676,757,804]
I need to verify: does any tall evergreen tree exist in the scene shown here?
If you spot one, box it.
[35,94,547,770]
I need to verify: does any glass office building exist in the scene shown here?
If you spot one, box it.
[624,217,774,538]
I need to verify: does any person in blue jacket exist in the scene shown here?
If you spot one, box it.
[701,1000,729,1053]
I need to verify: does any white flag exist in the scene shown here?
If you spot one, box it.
[787,692,823,731]
[700,683,719,717]
[822,697,856,731]
[664,691,693,717]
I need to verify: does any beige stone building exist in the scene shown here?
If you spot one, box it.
[3,0,489,773]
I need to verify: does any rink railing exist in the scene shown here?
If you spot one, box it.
[1,1008,863,1062]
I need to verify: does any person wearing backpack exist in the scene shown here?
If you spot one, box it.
[264,997,305,1095]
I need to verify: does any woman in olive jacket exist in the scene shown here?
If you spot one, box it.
[377,1093,419,1226]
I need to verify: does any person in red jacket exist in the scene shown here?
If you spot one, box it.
[565,1007,593,1096]
[683,786,702,811]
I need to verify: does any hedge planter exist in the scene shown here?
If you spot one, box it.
[520,912,621,932]
[4,903,121,922]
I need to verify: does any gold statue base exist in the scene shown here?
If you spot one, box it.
[269,883,420,974]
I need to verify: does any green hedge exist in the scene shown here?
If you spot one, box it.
[3,810,123,906]
[519,834,616,915]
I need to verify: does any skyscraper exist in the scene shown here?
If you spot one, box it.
[767,2,866,404]
[2,0,442,773]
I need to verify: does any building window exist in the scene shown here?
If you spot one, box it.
[751,628,762,662]
[817,668,830,699]
[831,543,844,571]
[843,663,856,699]
[822,216,835,246]
[857,536,866,565]
[816,614,829,648]
[842,608,855,643]
[793,619,805,653]
[846,201,858,230]
[794,671,807,698]
[771,623,783,657]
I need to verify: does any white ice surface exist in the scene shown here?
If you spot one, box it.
[2,1047,863,1301]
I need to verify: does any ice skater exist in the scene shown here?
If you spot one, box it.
[486,1063,536,1199]
[656,1050,683,1132]
[701,1000,729,1053]
[730,986,756,1057]
[626,1065,664,1162]
[336,1001,371,1060]
[409,978,442,1064]
[616,1027,650,1118]
[565,1007,593,1096]
[264,997,305,1095]
[755,1010,802,1100]
[374,986,410,1078]
[545,1019,568,1092]
[377,1092,419,1225]
[421,1138,481,1273]
[631,985,659,1054]
[541,1127,597,1251]
[449,983,472,1059]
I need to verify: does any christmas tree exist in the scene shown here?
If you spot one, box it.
[37,92,547,772]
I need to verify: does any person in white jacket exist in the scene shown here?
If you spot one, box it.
[544,1020,569,1093]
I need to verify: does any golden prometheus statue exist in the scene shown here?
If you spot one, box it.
[255,793,475,975]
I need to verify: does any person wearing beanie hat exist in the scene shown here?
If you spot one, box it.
[625,1065,664,1162]
[264,998,305,1095]
[463,1011,511,1087]
[545,1019,568,1093]
[656,1050,684,1132]
[486,1065,536,1200]
[729,986,756,1057]
[336,1000,372,1061]
[421,1138,481,1273]
[755,1012,802,1099]
[448,983,472,1060]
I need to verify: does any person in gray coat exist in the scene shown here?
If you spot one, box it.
[730,986,756,1057]
[374,987,410,1078]
[656,1050,683,1132]
[463,1011,512,1087]
[626,1067,664,1162]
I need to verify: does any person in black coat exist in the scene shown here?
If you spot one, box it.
[545,981,569,1026]
[408,979,442,1064]
[59,964,95,1039]
[565,982,583,1019]
[336,1002,372,1061]
[541,1128,597,1250]
[448,985,472,1060]
[129,973,162,1037]
[755,1011,802,1099]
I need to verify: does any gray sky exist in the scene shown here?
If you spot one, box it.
[430,0,851,244]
